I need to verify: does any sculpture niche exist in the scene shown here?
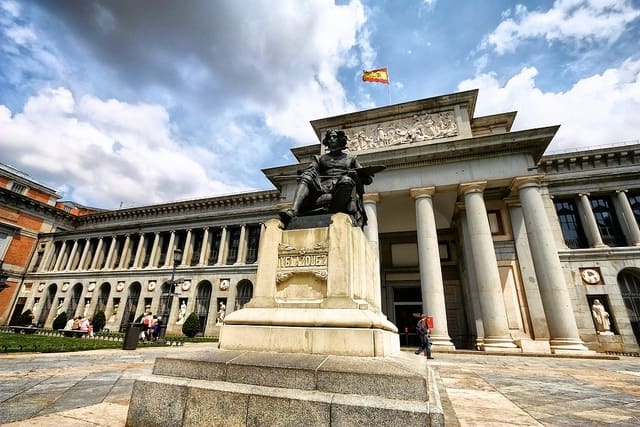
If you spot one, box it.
[279,129,384,228]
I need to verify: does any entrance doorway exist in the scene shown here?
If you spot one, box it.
[391,286,422,347]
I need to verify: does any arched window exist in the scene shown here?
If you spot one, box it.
[618,268,640,345]
[235,280,253,310]
[96,283,111,313]
[37,284,57,326]
[66,283,83,318]
[119,282,141,332]
[195,281,212,334]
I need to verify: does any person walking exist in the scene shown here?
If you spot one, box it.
[414,314,434,359]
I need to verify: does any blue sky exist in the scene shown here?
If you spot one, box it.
[1,0,639,209]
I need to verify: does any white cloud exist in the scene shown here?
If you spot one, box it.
[0,88,248,208]
[458,58,640,152]
[484,0,640,54]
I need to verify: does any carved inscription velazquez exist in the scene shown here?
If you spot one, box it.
[277,241,328,282]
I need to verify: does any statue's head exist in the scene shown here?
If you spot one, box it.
[322,129,348,151]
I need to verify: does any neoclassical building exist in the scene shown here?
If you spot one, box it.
[5,89,640,353]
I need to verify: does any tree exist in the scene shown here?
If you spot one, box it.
[53,311,68,330]
[93,310,106,333]
[182,312,200,338]
[16,309,34,326]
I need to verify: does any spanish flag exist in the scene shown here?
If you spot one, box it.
[362,67,389,84]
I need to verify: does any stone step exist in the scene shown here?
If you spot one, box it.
[127,371,442,427]
[152,350,430,402]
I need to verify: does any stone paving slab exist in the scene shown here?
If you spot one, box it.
[0,345,639,426]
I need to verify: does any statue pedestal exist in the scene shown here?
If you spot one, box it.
[219,213,399,357]
[126,214,445,427]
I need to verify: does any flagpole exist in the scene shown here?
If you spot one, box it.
[387,70,391,105]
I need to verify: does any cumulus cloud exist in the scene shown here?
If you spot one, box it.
[484,0,640,54]
[0,88,247,208]
[458,59,640,152]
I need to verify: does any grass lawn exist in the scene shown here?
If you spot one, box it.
[0,332,127,353]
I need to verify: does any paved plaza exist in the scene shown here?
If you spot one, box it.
[0,343,638,426]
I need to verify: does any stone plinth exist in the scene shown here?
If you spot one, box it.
[219,213,400,357]
[126,350,443,427]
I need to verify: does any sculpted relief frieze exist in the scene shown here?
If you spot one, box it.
[343,110,458,152]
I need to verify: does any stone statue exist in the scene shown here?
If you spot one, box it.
[279,129,384,228]
[216,302,226,325]
[177,300,187,324]
[591,299,612,334]
[109,304,119,323]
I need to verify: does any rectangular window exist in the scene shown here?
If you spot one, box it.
[10,182,27,194]
[226,227,241,265]
[245,225,261,264]
[554,199,588,249]
[487,210,504,235]
[590,196,626,246]
[629,193,640,225]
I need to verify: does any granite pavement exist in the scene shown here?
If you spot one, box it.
[0,343,638,426]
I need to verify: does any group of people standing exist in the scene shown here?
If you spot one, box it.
[140,311,161,341]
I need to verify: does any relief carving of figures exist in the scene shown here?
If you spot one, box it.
[345,110,458,152]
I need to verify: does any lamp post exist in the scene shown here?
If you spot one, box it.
[169,248,183,296]
[158,249,182,342]
[0,261,9,294]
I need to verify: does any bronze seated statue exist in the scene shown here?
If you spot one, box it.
[279,129,384,229]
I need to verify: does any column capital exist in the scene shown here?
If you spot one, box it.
[458,181,487,196]
[616,189,628,194]
[578,192,590,198]
[362,192,381,203]
[510,175,544,193]
[409,187,435,199]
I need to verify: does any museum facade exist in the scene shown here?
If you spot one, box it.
[3,89,640,353]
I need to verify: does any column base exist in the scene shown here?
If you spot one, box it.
[478,337,519,351]
[430,335,456,350]
[550,338,594,354]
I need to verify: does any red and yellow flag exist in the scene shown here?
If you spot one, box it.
[362,67,389,84]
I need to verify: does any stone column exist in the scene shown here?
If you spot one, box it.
[362,193,381,311]
[90,238,104,270]
[363,193,380,244]
[235,225,248,265]
[118,235,131,269]
[199,228,210,266]
[181,229,193,266]
[410,187,454,348]
[162,231,176,267]
[64,240,79,271]
[217,226,228,265]
[616,190,640,246]
[578,193,606,248]
[52,241,67,271]
[39,241,56,272]
[77,239,91,271]
[132,233,146,269]
[512,177,589,352]
[147,232,160,268]
[103,236,117,270]
[460,181,517,350]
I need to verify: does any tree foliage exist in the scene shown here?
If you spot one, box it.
[182,312,200,337]
[93,310,107,333]
[53,311,68,330]
[16,309,34,326]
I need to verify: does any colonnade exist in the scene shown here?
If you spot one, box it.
[577,191,640,248]
[364,176,591,353]
[34,224,262,274]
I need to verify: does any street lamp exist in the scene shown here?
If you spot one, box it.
[169,249,183,296]
[0,260,9,294]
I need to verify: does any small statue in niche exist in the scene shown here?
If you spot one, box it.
[109,304,119,323]
[278,129,384,228]
[591,299,613,335]
[216,302,226,325]
[176,300,187,324]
